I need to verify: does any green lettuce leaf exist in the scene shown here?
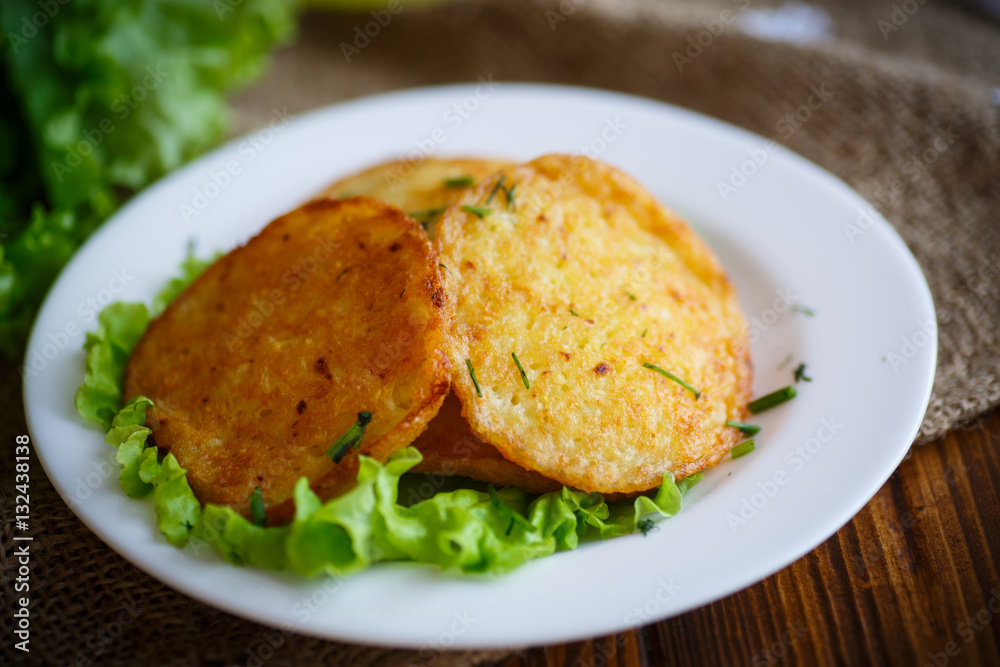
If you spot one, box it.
[0,0,295,358]
[197,506,290,570]
[74,303,150,430]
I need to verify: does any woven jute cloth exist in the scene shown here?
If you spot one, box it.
[3,0,999,665]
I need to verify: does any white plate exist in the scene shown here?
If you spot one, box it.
[24,84,936,649]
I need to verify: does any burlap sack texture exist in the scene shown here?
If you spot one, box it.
[3,0,998,665]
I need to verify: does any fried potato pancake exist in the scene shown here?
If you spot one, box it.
[436,154,753,494]
[124,197,449,525]
[321,156,563,491]
[319,157,512,238]
[409,394,561,494]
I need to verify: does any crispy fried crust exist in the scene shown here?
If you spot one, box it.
[318,157,512,238]
[124,197,450,525]
[321,157,560,492]
[436,154,753,494]
[409,394,561,494]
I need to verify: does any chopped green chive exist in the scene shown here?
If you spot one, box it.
[641,328,648,338]
[642,362,701,399]
[511,352,530,390]
[439,263,450,274]
[336,267,352,281]
[726,420,761,436]
[569,309,581,317]
[249,486,266,527]
[794,362,813,383]
[486,175,507,204]
[638,518,655,535]
[626,292,637,301]
[747,386,797,414]
[462,205,491,219]
[326,411,373,463]
[444,176,475,188]
[408,206,447,220]
[731,440,756,459]
[399,288,406,298]
[792,303,815,316]
[506,184,517,211]
[466,359,483,398]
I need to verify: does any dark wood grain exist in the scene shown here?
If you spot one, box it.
[497,409,1000,667]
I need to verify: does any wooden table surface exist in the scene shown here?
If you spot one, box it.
[499,408,1000,667]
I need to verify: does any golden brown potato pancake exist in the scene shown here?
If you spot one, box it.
[436,154,753,495]
[319,157,512,238]
[124,197,449,525]
[320,157,564,493]
[409,394,561,494]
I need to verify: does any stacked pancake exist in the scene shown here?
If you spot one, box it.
[124,155,752,525]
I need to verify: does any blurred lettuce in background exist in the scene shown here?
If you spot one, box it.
[0,0,297,359]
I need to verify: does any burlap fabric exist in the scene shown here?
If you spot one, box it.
[3,0,999,664]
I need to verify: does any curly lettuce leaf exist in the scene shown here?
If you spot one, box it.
[74,303,150,430]
[138,450,201,548]
[197,506,290,570]
[0,0,295,358]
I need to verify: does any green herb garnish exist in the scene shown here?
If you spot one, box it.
[792,303,815,316]
[486,176,507,204]
[642,363,701,399]
[511,352,530,390]
[641,328,648,338]
[408,206,447,220]
[747,386,797,414]
[506,184,517,211]
[569,309,581,318]
[462,205,492,219]
[249,486,266,527]
[626,292,637,301]
[726,420,761,436]
[637,518,655,535]
[444,176,475,188]
[439,263,450,274]
[794,363,812,383]
[731,440,756,459]
[466,359,483,398]
[326,411,373,463]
